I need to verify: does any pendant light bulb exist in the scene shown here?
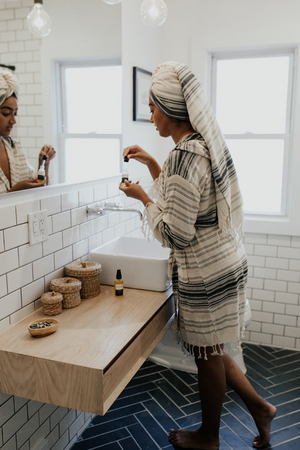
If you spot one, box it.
[27,0,51,38]
[102,0,122,4]
[140,0,168,27]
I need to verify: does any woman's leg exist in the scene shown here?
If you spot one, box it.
[169,346,224,450]
[222,348,277,449]
[168,346,277,450]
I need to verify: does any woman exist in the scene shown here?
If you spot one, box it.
[0,69,55,194]
[120,61,276,450]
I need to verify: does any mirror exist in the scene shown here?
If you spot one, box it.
[1,0,122,192]
[2,0,296,192]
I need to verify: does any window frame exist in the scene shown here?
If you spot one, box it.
[209,47,296,219]
[54,58,122,184]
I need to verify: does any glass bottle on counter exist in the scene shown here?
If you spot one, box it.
[114,269,123,297]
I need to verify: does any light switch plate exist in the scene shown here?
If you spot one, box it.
[28,209,48,245]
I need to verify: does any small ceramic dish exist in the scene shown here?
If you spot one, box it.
[28,318,59,338]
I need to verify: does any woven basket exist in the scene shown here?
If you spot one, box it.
[50,277,82,309]
[65,261,102,299]
[41,291,63,315]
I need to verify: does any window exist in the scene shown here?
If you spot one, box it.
[210,49,296,216]
[55,59,122,184]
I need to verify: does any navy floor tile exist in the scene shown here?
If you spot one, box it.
[73,429,129,450]
[243,347,276,369]
[268,422,300,446]
[149,388,185,419]
[92,403,146,426]
[118,382,157,399]
[160,370,195,396]
[97,443,121,450]
[175,410,202,428]
[273,436,300,449]
[155,378,190,407]
[127,422,162,450]
[172,368,197,385]
[219,425,253,449]
[275,398,300,417]
[246,366,274,389]
[82,415,138,440]
[266,376,300,395]
[142,398,178,432]
[135,410,169,448]
[109,392,151,413]
[118,437,140,450]
[71,343,300,450]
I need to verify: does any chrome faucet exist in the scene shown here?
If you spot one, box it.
[86,202,143,220]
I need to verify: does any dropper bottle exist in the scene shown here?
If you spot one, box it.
[114,269,123,297]
[121,156,129,185]
[37,155,47,183]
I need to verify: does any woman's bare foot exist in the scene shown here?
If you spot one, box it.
[168,428,219,450]
[252,402,277,448]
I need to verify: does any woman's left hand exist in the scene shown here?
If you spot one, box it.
[119,180,153,206]
[39,145,56,166]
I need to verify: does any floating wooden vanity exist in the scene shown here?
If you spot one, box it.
[0,286,173,415]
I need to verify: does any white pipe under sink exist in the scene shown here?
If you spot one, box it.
[148,298,252,374]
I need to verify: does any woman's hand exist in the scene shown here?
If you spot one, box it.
[123,145,153,165]
[123,145,161,180]
[7,178,45,192]
[119,180,153,206]
[38,145,56,167]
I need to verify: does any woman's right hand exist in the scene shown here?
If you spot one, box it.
[123,145,152,166]
[123,145,162,180]
[7,178,45,192]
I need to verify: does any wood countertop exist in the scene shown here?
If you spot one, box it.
[0,285,174,415]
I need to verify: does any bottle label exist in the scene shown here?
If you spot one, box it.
[115,283,123,296]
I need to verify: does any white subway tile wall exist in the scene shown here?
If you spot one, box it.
[0,179,144,450]
[243,233,300,351]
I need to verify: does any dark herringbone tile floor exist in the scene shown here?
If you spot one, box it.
[71,343,300,450]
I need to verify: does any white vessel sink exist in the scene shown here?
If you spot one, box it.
[89,236,171,291]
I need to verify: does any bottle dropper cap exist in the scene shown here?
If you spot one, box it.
[124,156,129,162]
[116,269,122,279]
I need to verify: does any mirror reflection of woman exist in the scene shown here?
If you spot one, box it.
[0,70,55,194]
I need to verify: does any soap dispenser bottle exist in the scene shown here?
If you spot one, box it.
[121,156,129,185]
[37,155,47,183]
[114,269,123,297]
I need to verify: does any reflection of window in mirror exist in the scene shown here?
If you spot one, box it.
[210,48,296,217]
[55,59,122,184]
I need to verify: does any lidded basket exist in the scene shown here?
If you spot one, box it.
[64,261,101,299]
[40,291,63,315]
[50,277,81,308]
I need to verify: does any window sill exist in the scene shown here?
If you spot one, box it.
[244,215,300,237]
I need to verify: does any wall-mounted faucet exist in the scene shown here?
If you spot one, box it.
[86,202,143,220]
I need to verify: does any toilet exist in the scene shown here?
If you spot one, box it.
[148,298,252,374]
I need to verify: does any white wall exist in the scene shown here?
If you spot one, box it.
[121,0,170,177]
[161,0,300,349]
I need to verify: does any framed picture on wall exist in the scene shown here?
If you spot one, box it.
[133,66,152,122]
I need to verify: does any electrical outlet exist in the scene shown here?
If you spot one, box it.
[28,209,49,245]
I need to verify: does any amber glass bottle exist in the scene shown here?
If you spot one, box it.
[114,269,123,297]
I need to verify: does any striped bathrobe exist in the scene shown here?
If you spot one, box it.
[0,137,36,194]
[145,133,248,356]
